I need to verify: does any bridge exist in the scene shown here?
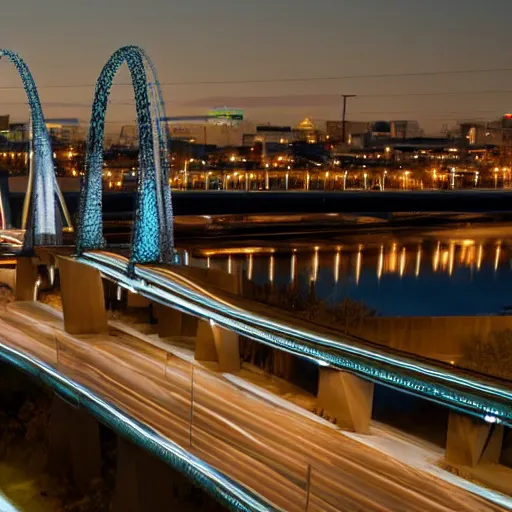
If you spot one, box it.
[0,46,511,511]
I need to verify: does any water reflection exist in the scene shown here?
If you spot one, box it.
[449,242,455,276]
[399,247,406,278]
[355,246,362,285]
[334,250,340,284]
[312,247,319,283]
[433,242,440,272]
[247,253,253,280]
[495,242,501,273]
[377,245,384,280]
[290,253,297,284]
[477,245,483,270]
[191,235,512,316]
[415,246,421,278]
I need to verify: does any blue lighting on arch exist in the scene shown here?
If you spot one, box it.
[77,46,174,265]
[0,49,68,247]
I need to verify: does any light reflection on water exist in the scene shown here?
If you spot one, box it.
[188,236,512,316]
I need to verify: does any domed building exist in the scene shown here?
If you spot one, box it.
[296,117,321,144]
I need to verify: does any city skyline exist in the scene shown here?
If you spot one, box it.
[1,0,512,133]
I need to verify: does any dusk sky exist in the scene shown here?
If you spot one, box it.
[1,0,512,134]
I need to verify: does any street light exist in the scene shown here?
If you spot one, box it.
[341,94,356,144]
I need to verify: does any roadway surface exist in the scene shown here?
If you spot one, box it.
[0,300,509,512]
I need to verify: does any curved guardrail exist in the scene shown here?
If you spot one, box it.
[80,251,512,428]
[0,335,277,512]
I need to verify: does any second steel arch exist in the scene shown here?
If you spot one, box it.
[77,46,174,265]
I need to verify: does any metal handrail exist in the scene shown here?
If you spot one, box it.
[79,251,512,428]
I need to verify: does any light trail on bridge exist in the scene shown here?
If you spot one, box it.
[0,321,274,512]
[78,250,512,429]
[0,299,509,511]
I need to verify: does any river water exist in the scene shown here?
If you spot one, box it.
[182,225,512,317]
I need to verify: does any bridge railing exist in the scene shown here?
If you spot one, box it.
[13,248,510,507]
[78,250,512,430]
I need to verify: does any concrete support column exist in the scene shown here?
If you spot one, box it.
[15,257,39,301]
[0,268,15,291]
[195,319,218,362]
[445,412,504,467]
[502,429,512,467]
[317,368,374,434]
[48,395,101,493]
[154,304,198,339]
[182,313,199,337]
[127,291,151,309]
[112,438,181,512]
[212,323,240,372]
[58,256,108,334]
[195,320,240,372]
[155,304,185,338]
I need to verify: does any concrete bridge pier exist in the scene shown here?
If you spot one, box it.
[195,319,240,372]
[58,256,108,334]
[112,438,186,512]
[154,303,239,371]
[153,304,198,338]
[155,304,187,337]
[15,257,39,301]
[317,368,374,434]
[445,412,504,467]
[48,395,102,493]
[127,291,151,309]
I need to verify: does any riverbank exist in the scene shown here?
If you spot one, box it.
[7,189,512,227]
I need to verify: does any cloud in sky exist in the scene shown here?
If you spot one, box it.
[181,94,342,109]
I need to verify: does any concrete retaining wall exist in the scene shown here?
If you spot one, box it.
[353,316,512,362]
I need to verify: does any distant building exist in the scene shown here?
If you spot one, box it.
[168,122,245,146]
[367,120,422,140]
[243,125,293,147]
[326,120,369,144]
[45,119,83,143]
[0,116,9,138]
[390,120,422,139]
[460,116,512,147]
[8,122,28,142]
[295,117,322,144]
[119,125,138,147]
[348,120,423,148]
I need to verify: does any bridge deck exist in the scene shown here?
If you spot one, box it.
[78,250,512,428]
[0,300,508,511]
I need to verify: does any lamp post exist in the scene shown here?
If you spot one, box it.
[341,94,356,144]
